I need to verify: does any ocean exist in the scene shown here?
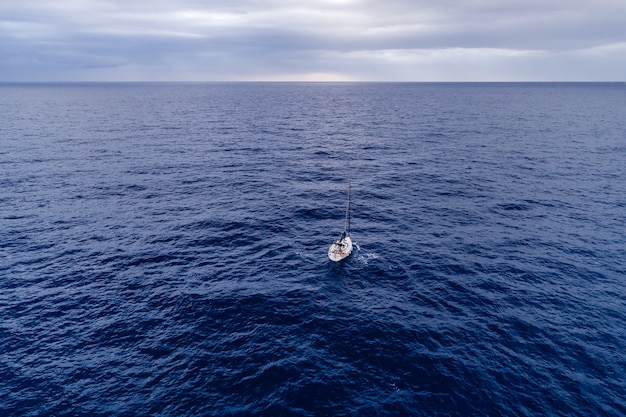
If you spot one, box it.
[1,82,625,416]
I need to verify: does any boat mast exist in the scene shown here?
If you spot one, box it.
[344,180,351,235]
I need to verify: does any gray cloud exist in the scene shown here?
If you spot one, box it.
[1,0,624,80]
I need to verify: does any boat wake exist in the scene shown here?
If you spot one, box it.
[353,243,380,265]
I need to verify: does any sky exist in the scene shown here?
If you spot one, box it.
[1,0,625,81]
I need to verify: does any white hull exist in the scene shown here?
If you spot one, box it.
[328,236,353,262]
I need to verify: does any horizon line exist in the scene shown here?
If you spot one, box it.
[1,80,624,84]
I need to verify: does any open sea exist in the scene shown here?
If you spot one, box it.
[1,82,625,416]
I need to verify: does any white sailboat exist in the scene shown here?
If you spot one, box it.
[328,181,353,262]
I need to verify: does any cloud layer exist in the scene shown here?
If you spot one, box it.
[1,0,625,81]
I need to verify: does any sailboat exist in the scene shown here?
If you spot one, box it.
[328,181,353,262]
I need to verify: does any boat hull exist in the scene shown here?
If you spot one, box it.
[328,236,353,262]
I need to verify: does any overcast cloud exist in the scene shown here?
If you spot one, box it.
[1,0,625,81]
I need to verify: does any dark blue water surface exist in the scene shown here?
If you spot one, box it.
[1,82,625,416]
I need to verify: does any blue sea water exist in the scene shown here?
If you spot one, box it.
[1,82,625,416]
